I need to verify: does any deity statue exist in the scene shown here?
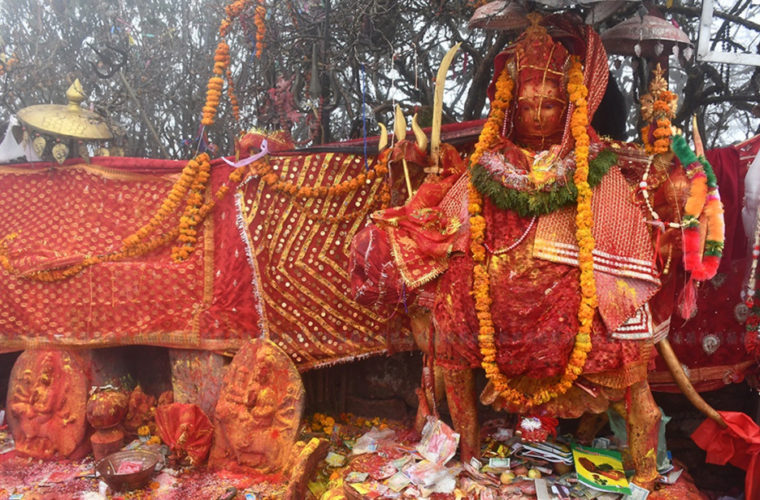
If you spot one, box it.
[349,13,706,490]
[208,339,305,473]
[6,350,89,459]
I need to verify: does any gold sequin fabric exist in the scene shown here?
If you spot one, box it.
[238,152,412,370]
[0,160,209,350]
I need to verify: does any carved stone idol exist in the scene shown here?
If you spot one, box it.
[6,350,89,459]
[208,339,305,473]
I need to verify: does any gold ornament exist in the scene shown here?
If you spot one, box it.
[32,136,47,158]
[51,143,69,164]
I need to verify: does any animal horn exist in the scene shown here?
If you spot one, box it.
[412,113,428,151]
[377,122,388,152]
[656,338,726,428]
[692,115,705,157]
[394,104,407,142]
[431,42,461,168]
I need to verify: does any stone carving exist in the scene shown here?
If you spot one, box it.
[6,349,89,459]
[209,338,305,473]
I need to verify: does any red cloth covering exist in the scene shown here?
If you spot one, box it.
[433,197,646,379]
[648,146,754,391]
[1,152,407,370]
[0,157,259,351]
[370,174,464,289]
[692,411,760,500]
[350,224,406,307]
[705,147,747,272]
[650,257,754,392]
[237,151,414,369]
[155,403,213,466]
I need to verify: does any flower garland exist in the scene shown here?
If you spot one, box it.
[640,74,676,156]
[226,68,241,122]
[0,153,239,280]
[470,56,595,409]
[172,154,211,261]
[671,134,725,280]
[253,0,267,58]
[245,149,392,221]
[202,40,229,126]
[202,0,253,127]
[470,149,615,217]
[744,204,760,358]
[0,140,392,279]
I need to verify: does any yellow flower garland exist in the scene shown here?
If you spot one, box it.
[642,90,676,155]
[203,0,253,127]
[0,144,392,280]
[470,56,596,409]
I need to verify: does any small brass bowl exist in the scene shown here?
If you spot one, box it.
[95,449,162,491]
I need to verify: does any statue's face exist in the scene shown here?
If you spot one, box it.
[515,79,566,143]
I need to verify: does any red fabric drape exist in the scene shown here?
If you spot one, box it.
[705,147,747,271]
[0,157,260,351]
[692,411,760,499]
[155,403,213,465]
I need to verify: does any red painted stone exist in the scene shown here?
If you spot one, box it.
[6,350,89,459]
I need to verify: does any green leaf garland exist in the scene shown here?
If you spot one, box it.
[470,149,617,217]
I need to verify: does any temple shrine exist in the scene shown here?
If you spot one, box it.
[1,1,760,498]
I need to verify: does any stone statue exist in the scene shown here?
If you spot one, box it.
[208,338,305,473]
[6,349,89,459]
[350,14,697,490]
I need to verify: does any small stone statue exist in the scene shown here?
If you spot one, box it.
[209,339,305,473]
[6,349,89,459]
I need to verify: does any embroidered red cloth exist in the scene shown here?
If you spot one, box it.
[0,154,410,369]
[533,166,660,334]
[649,256,754,392]
[648,145,753,392]
[433,196,648,380]
[355,162,659,379]
[236,151,413,369]
[0,158,217,350]
[371,174,463,288]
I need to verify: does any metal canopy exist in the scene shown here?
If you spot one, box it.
[17,79,113,141]
[468,1,529,31]
[601,14,693,58]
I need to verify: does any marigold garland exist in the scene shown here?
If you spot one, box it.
[203,0,253,127]
[254,0,267,58]
[641,83,676,155]
[470,56,595,409]
[226,68,241,122]
[245,149,392,219]
[0,144,392,281]
[0,153,236,280]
